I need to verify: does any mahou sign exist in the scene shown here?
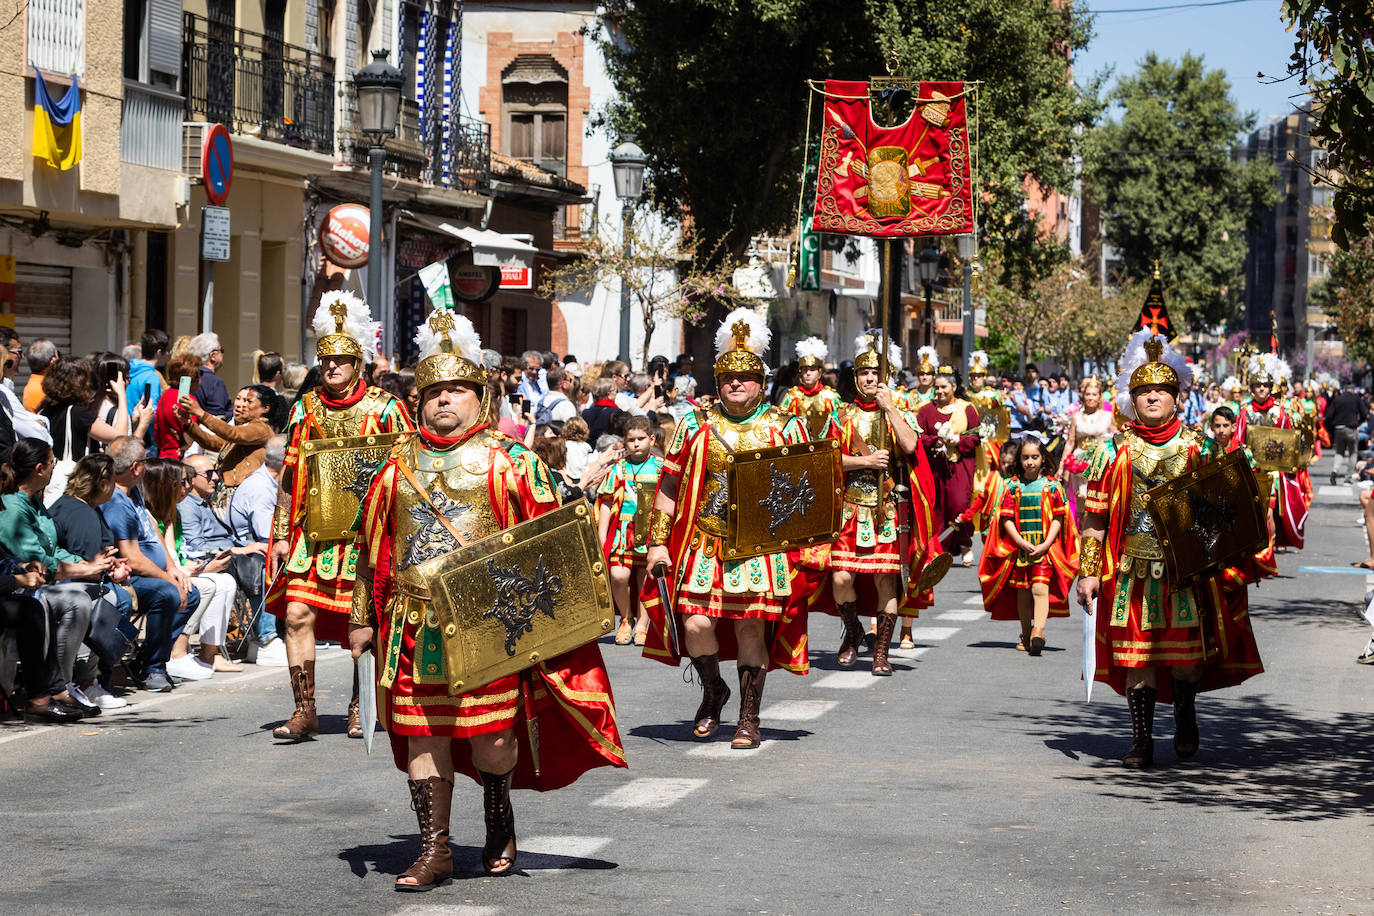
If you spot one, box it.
[321,204,371,268]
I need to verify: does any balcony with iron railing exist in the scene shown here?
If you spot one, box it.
[181,12,334,154]
[344,98,491,192]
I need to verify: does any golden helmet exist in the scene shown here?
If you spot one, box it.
[714,307,770,379]
[414,307,487,393]
[795,336,828,370]
[313,290,378,363]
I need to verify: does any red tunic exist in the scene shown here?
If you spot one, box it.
[977,477,1079,621]
[915,399,982,555]
[1234,398,1307,549]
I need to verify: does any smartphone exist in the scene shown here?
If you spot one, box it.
[139,391,151,408]
[654,384,665,399]
[507,393,522,405]
[178,376,192,399]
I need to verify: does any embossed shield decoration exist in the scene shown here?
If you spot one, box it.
[1244,426,1303,474]
[1141,449,1268,584]
[417,500,615,692]
[725,439,843,560]
[301,432,407,541]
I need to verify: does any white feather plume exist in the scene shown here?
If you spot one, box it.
[888,342,903,369]
[967,349,990,374]
[795,336,829,362]
[916,345,938,371]
[414,307,484,364]
[1221,375,1241,392]
[715,307,771,360]
[1112,328,1193,421]
[854,332,877,356]
[313,290,379,361]
[851,332,901,371]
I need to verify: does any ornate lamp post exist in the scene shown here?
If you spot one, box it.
[918,243,943,349]
[353,50,404,335]
[609,138,647,365]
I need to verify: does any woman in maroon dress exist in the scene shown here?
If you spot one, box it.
[915,367,982,559]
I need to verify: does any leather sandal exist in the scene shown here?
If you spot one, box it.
[614,620,633,645]
[273,661,319,741]
[730,665,766,749]
[480,768,518,876]
[835,602,863,667]
[396,776,453,891]
[1028,626,1046,657]
[689,654,731,738]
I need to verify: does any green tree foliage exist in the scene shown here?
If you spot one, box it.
[593,0,1097,292]
[1316,234,1374,366]
[1082,53,1278,330]
[1283,0,1374,248]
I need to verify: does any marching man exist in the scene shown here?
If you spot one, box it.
[779,336,842,438]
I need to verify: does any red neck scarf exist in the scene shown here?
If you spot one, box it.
[593,398,618,408]
[853,395,879,411]
[798,381,824,397]
[1129,416,1183,445]
[419,422,488,451]
[319,379,365,409]
[1250,395,1275,412]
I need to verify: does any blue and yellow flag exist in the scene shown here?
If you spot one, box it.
[32,71,82,170]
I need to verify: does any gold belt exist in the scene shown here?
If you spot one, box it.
[393,581,433,601]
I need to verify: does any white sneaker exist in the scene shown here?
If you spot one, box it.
[254,638,290,667]
[166,654,214,682]
[83,683,128,710]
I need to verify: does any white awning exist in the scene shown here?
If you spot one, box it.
[401,213,538,254]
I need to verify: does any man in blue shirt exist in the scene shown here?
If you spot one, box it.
[102,437,198,692]
[123,330,166,416]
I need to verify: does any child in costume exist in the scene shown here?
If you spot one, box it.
[978,436,1079,655]
[597,415,664,646]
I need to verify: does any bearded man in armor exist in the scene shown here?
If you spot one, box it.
[267,292,412,741]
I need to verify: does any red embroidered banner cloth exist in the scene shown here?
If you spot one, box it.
[812,79,973,238]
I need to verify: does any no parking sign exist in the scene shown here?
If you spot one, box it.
[201,123,233,205]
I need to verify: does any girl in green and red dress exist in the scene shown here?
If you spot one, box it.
[597,415,663,646]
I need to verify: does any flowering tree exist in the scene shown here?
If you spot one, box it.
[539,212,760,368]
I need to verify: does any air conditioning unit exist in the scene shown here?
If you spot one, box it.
[183,122,210,179]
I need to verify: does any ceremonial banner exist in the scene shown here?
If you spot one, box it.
[813,80,973,238]
[1136,273,1177,341]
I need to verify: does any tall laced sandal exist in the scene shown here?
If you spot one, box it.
[689,654,731,738]
[1172,678,1200,759]
[871,613,897,676]
[731,665,766,749]
[480,768,518,876]
[1123,685,1156,768]
[835,602,863,667]
[272,661,319,741]
[396,776,453,891]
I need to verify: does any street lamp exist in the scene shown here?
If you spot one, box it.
[956,235,976,374]
[609,138,647,365]
[918,243,942,349]
[353,50,404,334]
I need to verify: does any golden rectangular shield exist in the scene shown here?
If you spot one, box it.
[418,500,615,693]
[1245,426,1303,474]
[725,439,843,560]
[1141,449,1268,585]
[300,431,406,541]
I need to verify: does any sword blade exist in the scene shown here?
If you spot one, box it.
[652,563,682,659]
[358,649,377,754]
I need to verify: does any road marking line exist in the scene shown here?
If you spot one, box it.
[760,699,838,721]
[936,609,985,621]
[519,835,613,875]
[590,777,707,809]
[813,671,879,689]
[889,647,931,660]
[390,906,499,916]
[962,595,984,605]
[686,740,773,758]
[911,626,961,641]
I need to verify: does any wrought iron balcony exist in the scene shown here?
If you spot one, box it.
[344,100,490,193]
[181,12,334,154]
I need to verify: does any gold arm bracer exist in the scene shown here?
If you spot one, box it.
[647,508,673,547]
[1078,536,1103,579]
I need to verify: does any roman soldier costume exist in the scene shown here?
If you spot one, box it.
[778,336,842,439]
[641,308,810,750]
[353,308,625,888]
[268,291,412,741]
[906,345,939,409]
[964,349,1008,492]
[1235,353,1307,550]
[1080,331,1264,767]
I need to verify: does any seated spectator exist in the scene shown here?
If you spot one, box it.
[0,544,84,721]
[0,438,116,714]
[155,352,202,459]
[141,458,237,681]
[225,435,286,664]
[178,384,276,507]
[49,453,134,710]
[42,355,132,459]
[1,327,51,446]
[101,437,199,692]
[563,416,594,482]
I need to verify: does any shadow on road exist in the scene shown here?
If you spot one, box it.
[1251,595,1369,630]
[627,722,814,743]
[339,836,616,881]
[1034,694,1374,822]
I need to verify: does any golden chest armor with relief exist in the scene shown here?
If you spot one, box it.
[695,406,785,538]
[791,388,837,438]
[304,388,393,440]
[1120,427,1201,563]
[842,405,890,508]
[390,436,503,596]
[1245,404,1281,428]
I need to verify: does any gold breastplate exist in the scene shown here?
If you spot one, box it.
[307,389,391,440]
[392,437,503,592]
[793,389,835,439]
[1121,430,1193,561]
[844,406,889,507]
[696,408,781,537]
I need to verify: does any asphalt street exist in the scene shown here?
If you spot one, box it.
[2,455,1371,915]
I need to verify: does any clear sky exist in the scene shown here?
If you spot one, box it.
[1072,0,1308,133]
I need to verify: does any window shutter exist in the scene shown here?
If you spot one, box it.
[147,0,182,81]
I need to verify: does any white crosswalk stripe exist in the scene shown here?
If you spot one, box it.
[687,740,773,758]
[911,626,961,641]
[962,595,985,605]
[391,906,499,916]
[888,646,931,660]
[519,835,613,875]
[814,671,880,689]
[760,699,838,720]
[591,777,708,809]
[936,608,985,621]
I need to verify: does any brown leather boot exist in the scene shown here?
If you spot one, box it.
[347,662,363,739]
[731,665,767,749]
[689,653,731,738]
[395,776,453,891]
[872,613,897,676]
[480,768,518,876]
[272,661,318,740]
[1172,678,1199,759]
[836,602,863,667]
